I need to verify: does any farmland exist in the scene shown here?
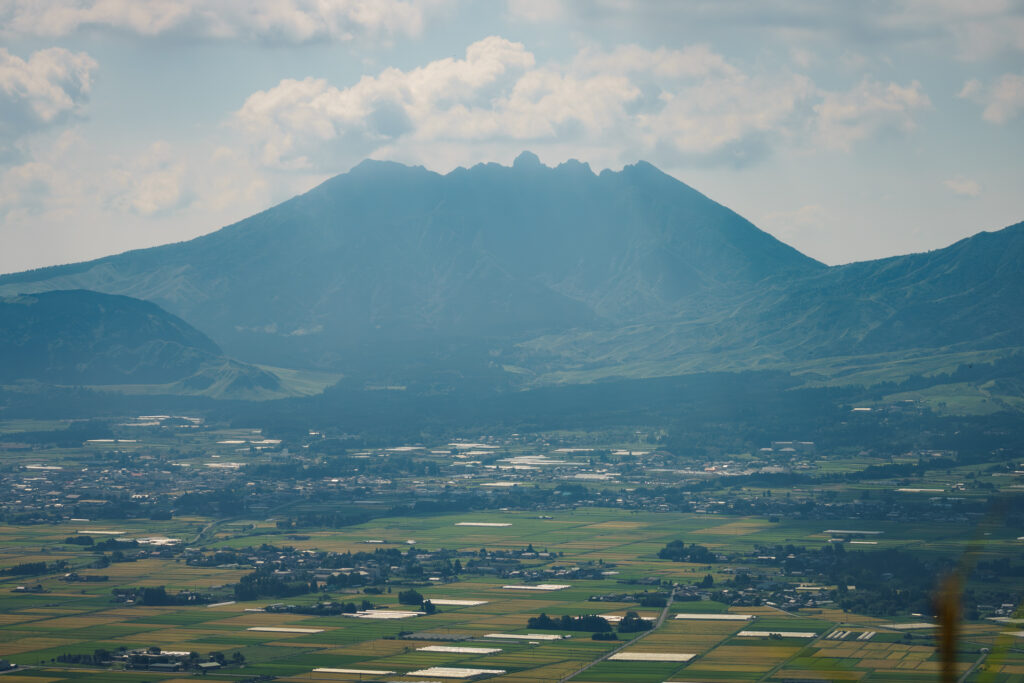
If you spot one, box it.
[0,416,1023,682]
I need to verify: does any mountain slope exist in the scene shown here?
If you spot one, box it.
[517,221,1024,383]
[0,153,821,371]
[0,289,282,396]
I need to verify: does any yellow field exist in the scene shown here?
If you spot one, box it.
[773,669,865,680]
[693,519,771,535]
[694,644,801,670]
[489,661,584,681]
[0,637,82,655]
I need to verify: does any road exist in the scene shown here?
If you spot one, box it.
[958,650,987,682]
[188,501,297,546]
[558,585,677,683]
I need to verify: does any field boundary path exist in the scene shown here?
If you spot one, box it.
[557,585,677,683]
[959,650,987,682]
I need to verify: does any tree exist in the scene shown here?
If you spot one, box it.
[618,611,652,634]
[141,586,169,605]
[398,588,423,605]
[699,574,714,588]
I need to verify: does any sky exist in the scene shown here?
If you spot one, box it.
[1,0,1023,274]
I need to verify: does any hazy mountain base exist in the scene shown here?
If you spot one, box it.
[78,364,342,401]
[217,354,1024,449]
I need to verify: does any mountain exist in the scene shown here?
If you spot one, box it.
[0,289,282,397]
[0,154,1021,394]
[518,221,1024,384]
[0,153,820,374]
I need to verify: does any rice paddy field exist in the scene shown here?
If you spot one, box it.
[1,418,1022,682]
[1,504,1022,682]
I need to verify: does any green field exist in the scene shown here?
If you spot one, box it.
[0,505,1020,682]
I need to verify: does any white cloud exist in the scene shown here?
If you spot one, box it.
[1,0,439,42]
[959,73,1024,123]
[0,47,97,156]
[814,78,931,151]
[0,127,95,232]
[0,160,57,217]
[0,125,311,273]
[233,38,834,172]
[234,38,935,173]
[106,141,191,216]
[234,36,543,169]
[943,176,982,198]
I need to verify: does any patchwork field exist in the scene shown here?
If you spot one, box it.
[0,505,1019,682]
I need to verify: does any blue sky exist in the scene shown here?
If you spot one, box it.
[1,0,1022,273]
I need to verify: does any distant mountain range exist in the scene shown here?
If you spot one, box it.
[1,153,1021,396]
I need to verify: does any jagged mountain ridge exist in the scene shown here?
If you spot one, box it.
[0,153,821,371]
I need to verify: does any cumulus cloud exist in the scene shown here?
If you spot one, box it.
[106,141,192,216]
[814,78,931,151]
[0,134,193,223]
[0,47,97,157]
[943,176,982,198]
[0,129,90,228]
[234,36,543,169]
[1,0,436,43]
[0,126,312,274]
[234,37,933,172]
[959,73,1024,123]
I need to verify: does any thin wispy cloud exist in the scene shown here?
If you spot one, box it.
[943,176,982,198]
[0,0,441,43]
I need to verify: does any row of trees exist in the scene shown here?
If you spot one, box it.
[527,612,653,634]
